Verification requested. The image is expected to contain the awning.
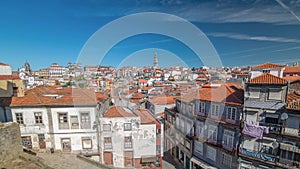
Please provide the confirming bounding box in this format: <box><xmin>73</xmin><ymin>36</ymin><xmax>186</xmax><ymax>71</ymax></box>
<box><xmin>141</xmin><ymin>156</ymin><xmax>157</xmax><ymax>163</ymax></box>
<box><xmin>191</xmin><ymin>157</ymin><xmax>217</xmax><ymax>169</ymax></box>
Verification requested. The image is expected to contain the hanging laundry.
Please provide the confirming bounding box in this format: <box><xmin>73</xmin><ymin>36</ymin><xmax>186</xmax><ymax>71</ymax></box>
<box><xmin>242</xmin><ymin>122</ymin><xmax>264</xmax><ymax>139</ymax></box>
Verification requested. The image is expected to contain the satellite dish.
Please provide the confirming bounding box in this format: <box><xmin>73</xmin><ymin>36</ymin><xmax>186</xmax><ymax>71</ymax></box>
<box><xmin>272</xmin><ymin>141</ymin><xmax>279</xmax><ymax>149</ymax></box>
<box><xmin>281</xmin><ymin>113</ymin><xmax>288</xmax><ymax>120</ymax></box>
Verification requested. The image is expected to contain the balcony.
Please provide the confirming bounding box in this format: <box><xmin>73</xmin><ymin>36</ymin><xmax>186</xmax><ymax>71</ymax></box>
<box><xmin>239</xmin><ymin>148</ymin><xmax>276</xmax><ymax>163</ymax></box>
<box><xmin>283</xmin><ymin>128</ymin><xmax>300</xmax><ymax>137</ymax></box>
<box><xmin>259</xmin><ymin>122</ymin><xmax>282</xmax><ymax>134</ymax></box>
<box><xmin>278</xmin><ymin>157</ymin><xmax>300</xmax><ymax>169</ymax></box>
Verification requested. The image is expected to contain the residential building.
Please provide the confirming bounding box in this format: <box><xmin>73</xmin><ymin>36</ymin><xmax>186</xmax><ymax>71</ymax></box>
<box><xmin>164</xmin><ymin>82</ymin><xmax>244</xmax><ymax>169</ymax></box>
<box><xmin>250</xmin><ymin>62</ymin><xmax>285</xmax><ymax>79</ymax></box>
<box><xmin>10</xmin><ymin>86</ymin><xmax>109</xmax><ymax>152</ymax></box>
<box><xmin>145</xmin><ymin>96</ymin><xmax>176</xmax><ymax>115</ymax></box>
<box><xmin>238</xmin><ymin>73</ymin><xmax>294</xmax><ymax>169</ymax></box>
<box><xmin>99</xmin><ymin>106</ymin><xmax>162</xmax><ymax>168</ymax></box>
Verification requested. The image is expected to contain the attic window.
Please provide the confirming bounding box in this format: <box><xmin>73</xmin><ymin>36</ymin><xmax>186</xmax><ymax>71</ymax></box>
<box><xmin>262</xmin><ymin>69</ymin><xmax>270</xmax><ymax>73</ymax></box>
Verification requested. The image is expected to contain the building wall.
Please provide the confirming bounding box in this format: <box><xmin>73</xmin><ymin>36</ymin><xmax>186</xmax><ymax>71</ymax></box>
<box><xmin>0</xmin><ymin>65</ymin><xmax>12</xmax><ymax>75</ymax></box>
<box><xmin>11</xmin><ymin>107</ymin><xmax>51</xmax><ymax>149</ymax></box>
<box><xmin>0</xmin><ymin>122</ymin><xmax>22</xmax><ymax>163</ymax></box>
<box><xmin>0</xmin><ymin>79</ymin><xmax>24</xmax><ymax>97</ymax></box>
<box><xmin>50</xmin><ymin>106</ymin><xmax>97</xmax><ymax>152</ymax></box>
<box><xmin>100</xmin><ymin>116</ymin><xmax>157</xmax><ymax>168</ymax></box>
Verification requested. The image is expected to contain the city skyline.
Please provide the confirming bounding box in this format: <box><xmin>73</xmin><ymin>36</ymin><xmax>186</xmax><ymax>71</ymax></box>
<box><xmin>1</xmin><ymin>0</ymin><xmax>300</xmax><ymax>70</ymax></box>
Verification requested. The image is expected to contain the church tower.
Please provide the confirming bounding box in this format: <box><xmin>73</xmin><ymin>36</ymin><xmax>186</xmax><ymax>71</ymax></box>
<box><xmin>154</xmin><ymin>52</ymin><xmax>158</xmax><ymax>68</ymax></box>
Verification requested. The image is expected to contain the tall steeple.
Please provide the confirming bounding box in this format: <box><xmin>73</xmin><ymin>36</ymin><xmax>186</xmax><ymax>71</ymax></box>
<box><xmin>154</xmin><ymin>52</ymin><xmax>158</xmax><ymax>68</ymax></box>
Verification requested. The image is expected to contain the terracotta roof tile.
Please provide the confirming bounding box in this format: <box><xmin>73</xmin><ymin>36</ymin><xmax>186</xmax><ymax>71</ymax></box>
<box><xmin>284</xmin><ymin>66</ymin><xmax>300</xmax><ymax>74</ymax></box>
<box><xmin>282</xmin><ymin>76</ymin><xmax>300</xmax><ymax>82</ymax></box>
<box><xmin>104</xmin><ymin>106</ymin><xmax>136</xmax><ymax>118</ymax></box>
<box><xmin>287</xmin><ymin>91</ymin><xmax>300</xmax><ymax>111</ymax></box>
<box><xmin>249</xmin><ymin>73</ymin><xmax>287</xmax><ymax>85</ymax></box>
<box><xmin>149</xmin><ymin>96</ymin><xmax>176</xmax><ymax>105</ymax></box>
<box><xmin>179</xmin><ymin>82</ymin><xmax>244</xmax><ymax>106</ymax></box>
<box><xmin>0</xmin><ymin>62</ymin><xmax>9</xmax><ymax>66</ymax></box>
<box><xmin>134</xmin><ymin>109</ymin><xmax>160</xmax><ymax>125</ymax></box>
<box><xmin>10</xmin><ymin>86</ymin><xmax>107</xmax><ymax>107</ymax></box>
<box><xmin>0</xmin><ymin>75</ymin><xmax>20</xmax><ymax>80</ymax></box>
<box><xmin>252</xmin><ymin>62</ymin><xmax>284</xmax><ymax>69</ymax></box>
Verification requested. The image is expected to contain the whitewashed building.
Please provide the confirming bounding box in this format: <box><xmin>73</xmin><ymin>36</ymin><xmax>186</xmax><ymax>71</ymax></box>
<box><xmin>99</xmin><ymin>106</ymin><xmax>162</xmax><ymax>169</ymax></box>
<box><xmin>10</xmin><ymin>86</ymin><xmax>109</xmax><ymax>152</ymax></box>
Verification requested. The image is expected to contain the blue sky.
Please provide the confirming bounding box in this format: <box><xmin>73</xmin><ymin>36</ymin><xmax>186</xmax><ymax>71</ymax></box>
<box><xmin>0</xmin><ymin>0</ymin><xmax>300</xmax><ymax>70</ymax></box>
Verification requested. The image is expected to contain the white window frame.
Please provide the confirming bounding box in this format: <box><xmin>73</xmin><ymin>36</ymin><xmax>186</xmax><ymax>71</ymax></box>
<box><xmin>221</xmin><ymin>153</ymin><xmax>232</xmax><ymax>168</ymax></box>
<box><xmin>103</xmin><ymin>124</ymin><xmax>111</xmax><ymax>131</ymax></box>
<box><xmin>124</xmin><ymin>123</ymin><xmax>132</xmax><ymax>131</ymax></box>
<box><xmin>248</xmin><ymin>88</ymin><xmax>260</xmax><ymax>98</ymax></box>
<box><xmin>104</xmin><ymin>137</ymin><xmax>112</xmax><ymax>149</ymax></box>
<box><xmin>195</xmin><ymin>121</ymin><xmax>204</xmax><ymax>137</ymax></box>
<box><xmin>199</xmin><ymin>102</ymin><xmax>205</xmax><ymax>114</ymax></box>
<box><xmin>82</xmin><ymin>137</ymin><xmax>92</xmax><ymax>149</ymax></box>
<box><xmin>268</xmin><ymin>88</ymin><xmax>282</xmax><ymax>100</ymax></box>
<box><xmin>34</xmin><ymin>112</ymin><xmax>43</xmax><ymax>124</ymax></box>
<box><xmin>211</xmin><ymin>104</ymin><xmax>220</xmax><ymax>117</ymax></box>
<box><xmin>208</xmin><ymin>125</ymin><xmax>217</xmax><ymax>141</ymax></box>
<box><xmin>206</xmin><ymin>146</ymin><xmax>216</xmax><ymax>161</ymax></box>
<box><xmin>223</xmin><ymin>129</ymin><xmax>234</xmax><ymax>148</ymax></box>
<box><xmin>226</xmin><ymin>107</ymin><xmax>237</xmax><ymax>120</ymax></box>
<box><xmin>16</xmin><ymin>113</ymin><xmax>24</xmax><ymax>124</ymax></box>
<box><xmin>194</xmin><ymin>141</ymin><xmax>203</xmax><ymax>155</ymax></box>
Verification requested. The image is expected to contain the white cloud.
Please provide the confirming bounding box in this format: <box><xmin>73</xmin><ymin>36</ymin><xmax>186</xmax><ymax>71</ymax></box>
<box><xmin>207</xmin><ymin>32</ymin><xmax>300</xmax><ymax>43</ymax></box>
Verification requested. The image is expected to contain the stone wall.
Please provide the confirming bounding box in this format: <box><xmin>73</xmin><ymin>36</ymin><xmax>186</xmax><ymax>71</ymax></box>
<box><xmin>0</xmin><ymin>122</ymin><xmax>22</xmax><ymax>163</ymax></box>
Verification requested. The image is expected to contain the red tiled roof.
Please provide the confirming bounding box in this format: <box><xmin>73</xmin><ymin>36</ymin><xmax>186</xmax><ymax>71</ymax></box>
<box><xmin>180</xmin><ymin>82</ymin><xmax>244</xmax><ymax>106</ymax></box>
<box><xmin>131</xmin><ymin>92</ymin><xmax>144</xmax><ymax>99</ymax></box>
<box><xmin>10</xmin><ymin>86</ymin><xmax>107</xmax><ymax>107</ymax></box>
<box><xmin>138</xmin><ymin>79</ymin><xmax>148</xmax><ymax>83</ymax></box>
<box><xmin>249</xmin><ymin>73</ymin><xmax>287</xmax><ymax>85</ymax></box>
<box><xmin>252</xmin><ymin>62</ymin><xmax>284</xmax><ymax>69</ymax></box>
<box><xmin>141</xmin><ymin>87</ymin><xmax>153</xmax><ymax>91</ymax></box>
<box><xmin>0</xmin><ymin>62</ymin><xmax>9</xmax><ymax>66</ymax></box>
<box><xmin>0</xmin><ymin>75</ymin><xmax>20</xmax><ymax>80</ymax></box>
<box><xmin>104</xmin><ymin>106</ymin><xmax>136</xmax><ymax>118</ymax></box>
<box><xmin>134</xmin><ymin>109</ymin><xmax>160</xmax><ymax>125</ymax></box>
<box><xmin>284</xmin><ymin>66</ymin><xmax>300</xmax><ymax>74</ymax></box>
<box><xmin>287</xmin><ymin>91</ymin><xmax>300</xmax><ymax>111</ymax></box>
<box><xmin>282</xmin><ymin>76</ymin><xmax>300</xmax><ymax>82</ymax></box>
<box><xmin>149</xmin><ymin>96</ymin><xmax>176</xmax><ymax>105</ymax></box>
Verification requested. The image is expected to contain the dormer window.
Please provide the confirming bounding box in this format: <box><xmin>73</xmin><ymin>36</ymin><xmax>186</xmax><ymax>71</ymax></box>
<box><xmin>262</xmin><ymin>69</ymin><xmax>270</xmax><ymax>73</ymax></box>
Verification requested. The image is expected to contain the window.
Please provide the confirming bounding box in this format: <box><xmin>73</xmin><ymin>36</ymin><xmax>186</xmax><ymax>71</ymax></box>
<box><xmin>80</xmin><ymin>112</ymin><xmax>90</xmax><ymax>123</ymax></box>
<box><xmin>16</xmin><ymin>113</ymin><xmax>24</xmax><ymax>124</ymax></box>
<box><xmin>211</xmin><ymin>104</ymin><xmax>220</xmax><ymax>117</ymax></box>
<box><xmin>199</xmin><ymin>102</ymin><xmax>205</xmax><ymax>114</ymax></box>
<box><xmin>194</xmin><ymin>141</ymin><xmax>203</xmax><ymax>156</ymax></box>
<box><xmin>104</xmin><ymin>137</ymin><xmax>112</xmax><ymax>149</ymax></box>
<box><xmin>268</xmin><ymin>88</ymin><xmax>282</xmax><ymax>100</ymax></box>
<box><xmin>13</xmin><ymin>87</ymin><xmax>18</xmax><ymax>96</ymax></box>
<box><xmin>248</xmin><ymin>88</ymin><xmax>260</xmax><ymax>98</ymax></box>
<box><xmin>82</xmin><ymin>137</ymin><xmax>92</xmax><ymax>149</ymax></box>
<box><xmin>262</xmin><ymin>69</ymin><xmax>270</xmax><ymax>73</ymax></box>
<box><xmin>186</xmin><ymin>121</ymin><xmax>192</xmax><ymax>136</ymax></box>
<box><xmin>221</xmin><ymin>153</ymin><xmax>232</xmax><ymax>168</ymax></box>
<box><xmin>59</xmin><ymin>113</ymin><xmax>68</xmax><ymax>123</ymax></box>
<box><xmin>176</xmin><ymin>101</ymin><xmax>181</xmax><ymax>112</ymax></box>
<box><xmin>223</xmin><ymin>130</ymin><xmax>234</xmax><ymax>148</ymax></box>
<box><xmin>58</xmin><ymin>113</ymin><xmax>68</xmax><ymax>129</ymax></box>
<box><xmin>206</xmin><ymin>146</ymin><xmax>216</xmax><ymax>161</ymax></box>
<box><xmin>124</xmin><ymin>123</ymin><xmax>132</xmax><ymax>131</ymax></box>
<box><xmin>195</xmin><ymin>121</ymin><xmax>204</xmax><ymax>137</ymax></box>
<box><xmin>124</xmin><ymin>136</ymin><xmax>132</xmax><ymax>148</ymax></box>
<box><xmin>226</xmin><ymin>107</ymin><xmax>237</xmax><ymax>120</ymax></box>
<box><xmin>34</xmin><ymin>112</ymin><xmax>43</xmax><ymax>124</ymax></box>
<box><xmin>156</xmin><ymin>145</ymin><xmax>161</xmax><ymax>154</ymax></box>
<box><xmin>80</xmin><ymin>112</ymin><xmax>90</xmax><ymax>129</ymax></box>
<box><xmin>208</xmin><ymin>125</ymin><xmax>217</xmax><ymax>141</ymax></box>
<box><xmin>188</xmin><ymin>104</ymin><xmax>194</xmax><ymax>114</ymax></box>
<box><xmin>70</xmin><ymin>116</ymin><xmax>79</xmax><ymax>129</ymax></box>
<box><xmin>103</xmin><ymin>124</ymin><xmax>111</xmax><ymax>131</ymax></box>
